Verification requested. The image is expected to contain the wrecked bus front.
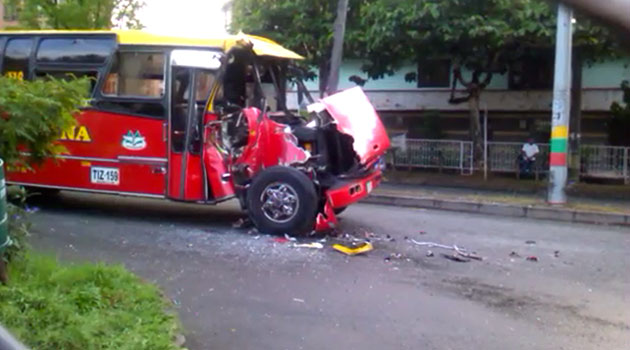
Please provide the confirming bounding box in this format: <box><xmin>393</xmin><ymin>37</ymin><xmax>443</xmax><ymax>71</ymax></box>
<box><xmin>319</xmin><ymin>87</ymin><xmax>391</xmax><ymax>166</ymax></box>
<box><xmin>216</xmin><ymin>56</ymin><xmax>390</xmax><ymax>234</ymax></box>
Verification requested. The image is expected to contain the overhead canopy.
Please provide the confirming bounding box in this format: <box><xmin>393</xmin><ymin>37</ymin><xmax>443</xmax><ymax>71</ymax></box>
<box><xmin>0</xmin><ymin>29</ymin><xmax>304</xmax><ymax>60</ymax></box>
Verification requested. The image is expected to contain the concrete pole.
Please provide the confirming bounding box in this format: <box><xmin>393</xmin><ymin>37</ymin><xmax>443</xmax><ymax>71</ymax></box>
<box><xmin>547</xmin><ymin>3</ymin><xmax>573</xmax><ymax>204</ymax></box>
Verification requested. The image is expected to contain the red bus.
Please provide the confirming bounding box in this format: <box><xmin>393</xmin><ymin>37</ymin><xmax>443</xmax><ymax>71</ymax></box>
<box><xmin>1</xmin><ymin>30</ymin><xmax>390</xmax><ymax>235</ymax></box>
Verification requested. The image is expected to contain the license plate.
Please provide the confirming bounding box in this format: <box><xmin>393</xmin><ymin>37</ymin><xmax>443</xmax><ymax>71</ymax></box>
<box><xmin>366</xmin><ymin>181</ymin><xmax>373</xmax><ymax>193</ymax></box>
<box><xmin>90</xmin><ymin>167</ymin><xmax>120</xmax><ymax>185</ymax></box>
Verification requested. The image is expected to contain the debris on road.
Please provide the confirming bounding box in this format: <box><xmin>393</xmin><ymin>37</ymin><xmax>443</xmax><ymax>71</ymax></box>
<box><xmin>408</xmin><ymin>239</ymin><xmax>482</xmax><ymax>261</ymax></box>
<box><xmin>292</xmin><ymin>298</ymin><xmax>305</xmax><ymax>303</ymax></box>
<box><xmin>384</xmin><ymin>252</ymin><xmax>403</xmax><ymax>263</ymax></box>
<box><xmin>509</xmin><ymin>251</ymin><xmax>521</xmax><ymax>258</ymax></box>
<box><xmin>441</xmin><ymin>253</ymin><xmax>470</xmax><ymax>263</ymax></box>
<box><xmin>232</xmin><ymin>218</ymin><xmax>252</xmax><ymax>229</ymax></box>
<box><xmin>284</xmin><ymin>233</ymin><xmax>297</xmax><ymax>242</ymax></box>
<box><xmin>526</xmin><ymin>256</ymin><xmax>539</xmax><ymax>262</ymax></box>
<box><xmin>419</xmin><ymin>230</ymin><xmax>427</xmax><ymax>235</ymax></box>
<box><xmin>332</xmin><ymin>242</ymin><xmax>373</xmax><ymax>256</ymax></box>
<box><xmin>426</xmin><ymin>250</ymin><xmax>434</xmax><ymax>257</ymax></box>
<box><xmin>554</xmin><ymin>250</ymin><xmax>560</xmax><ymax>258</ymax></box>
<box><xmin>293</xmin><ymin>242</ymin><xmax>324</xmax><ymax>249</ymax></box>
<box><xmin>525</xmin><ymin>240</ymin><xmax>536</xmax><ymax>245</ymax></box>
<box><xmin>272</xmin><ymin>237</ymin><xmax>289</xmax><ymax>244</ymax></box>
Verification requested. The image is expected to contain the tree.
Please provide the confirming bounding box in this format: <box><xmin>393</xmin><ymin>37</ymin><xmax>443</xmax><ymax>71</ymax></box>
<box><xmin>4</xmin><ymin>0</ymin><xmax>145</xmax><ymax>29</ymax></box>
<box><xmin>325</xmin><ymin>0</ymin><xmax>349</xmax><ymax>95</ymax></box>
<box><xmin>230</xmin><ymin>0</ymin><xmax>369</xmax><ymax>96</ymax></box>
<box><xmin>0</xmin><ymin>76</ymin><xmax>91</xmax><ymax>168</ymax></box>
<box><xmin>355</xmin><ymin>0</ymin><xmax>616</xmax><ymax>163</ymax></box>
<box><xmin>609</xmin><ymin>80</ymin><xmax>630</xmax><ymax>147</ymax></box>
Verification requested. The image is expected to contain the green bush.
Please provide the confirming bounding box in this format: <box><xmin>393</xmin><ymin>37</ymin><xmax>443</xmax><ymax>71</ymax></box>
<box><xmin>0</xmin><ymin>75</ymin><xmax>90</xmax><ymax>168</ymax></box>
<box><xmin>5</xmin><ymin>186</ymin><xmax>32</xmax><ymax>263</ymax></box>
<box><xmin>0</xmin><ymin>254</ymin><xmax>184</xmax><ymax>350</ymax></box>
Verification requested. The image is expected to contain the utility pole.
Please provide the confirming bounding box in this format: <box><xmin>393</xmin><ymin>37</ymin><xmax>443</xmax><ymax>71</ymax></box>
<box><xmin>325</xmin><ymin>0</ymin><xmax>349</xmax><ymax>95</ymax></box>
<box><xmin>548</xmin><ymin>3</ymin><xmax>573</xmax><ymax>204</ymax></box>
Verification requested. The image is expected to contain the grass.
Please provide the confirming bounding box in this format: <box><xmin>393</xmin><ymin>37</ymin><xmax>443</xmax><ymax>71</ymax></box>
<box><xmin>0</xmin><ymin>253</ymin><xmax>183</xmax><ymax>350</ymax></box>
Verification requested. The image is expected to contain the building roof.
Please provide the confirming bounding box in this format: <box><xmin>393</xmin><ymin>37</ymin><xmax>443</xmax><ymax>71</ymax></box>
<box><xmin>0</xmin><ymin>29</ymin><xmax>303</xmax><ymax>59</ymax></box>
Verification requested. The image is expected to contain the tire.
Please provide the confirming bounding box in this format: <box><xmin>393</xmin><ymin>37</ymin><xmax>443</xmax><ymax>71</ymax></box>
<box><xmin>333</xmin><ymin>206</ymin><xmax>347</xmax><ymax>215</ymax></box>
<box><xmin>246</xmin><ymin>166</ymin><xmax>318</xmax><ymax>235</ymax></box>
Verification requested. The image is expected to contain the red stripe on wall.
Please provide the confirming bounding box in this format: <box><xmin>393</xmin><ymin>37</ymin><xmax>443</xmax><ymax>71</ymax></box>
<box><xmin>549</xmin><ymin>152</ymin><xmax>567</xmax><ymax>166</ymax></box>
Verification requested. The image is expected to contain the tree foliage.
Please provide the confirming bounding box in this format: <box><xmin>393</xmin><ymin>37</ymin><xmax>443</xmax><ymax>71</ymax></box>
<box><xmin>230</xmin><ymin>0</ymin><xmax>369</xmax><ymax>93</ymax></box>
<box><xmin>0</xmin><ymin>76</ymin><xmax>91</xmax><ymax>168</ymax></box>
<box><xmin>355</xmin><ymin>0</ymin><xmax>616</xmax><ymax>160</ymax></box>
<box><xmin>231</xmin><ymin>0</ymin><xmax>618</xmax><ymax>160</ymax></box>
<box><xmin>4</xmin><ymin>0</ymin><xmax>145</xmax><ymax>29</ymax></box>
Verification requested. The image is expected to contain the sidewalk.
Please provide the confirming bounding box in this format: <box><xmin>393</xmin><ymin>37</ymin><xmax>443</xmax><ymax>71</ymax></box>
<box><xmin>364</xmin><ymin>171</ymin><xmax>630</xmax><ymax>226</ymax></box>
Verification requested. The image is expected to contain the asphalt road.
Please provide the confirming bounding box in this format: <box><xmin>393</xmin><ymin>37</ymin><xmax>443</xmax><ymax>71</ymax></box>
<box><xmin>26</xmin><ymin>192</ymin><xmax>630</xmax><ymax>350</ymax></box>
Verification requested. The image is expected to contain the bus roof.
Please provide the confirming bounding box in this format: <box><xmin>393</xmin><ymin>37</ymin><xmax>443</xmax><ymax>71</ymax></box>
<box><xmin>0</xmin><ymin>29</ymin><xmax>303</xmax><ymax>60</ymax></box>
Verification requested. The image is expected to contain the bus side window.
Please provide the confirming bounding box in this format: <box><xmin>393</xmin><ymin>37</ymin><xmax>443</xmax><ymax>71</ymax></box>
<box><xmin>94</xmin><ymin>51</ymin><xmax>167</xmax><ymax>119</ymax></box>
<box><xmin>102</xmin><ymin>52</ymin><xmax>165</xmax><ymax>98</ymax></box>
<box><xmin>2</xmin><ymin>38</ymin><xmax>32</xmax><ymax>80</ymax></box>
<box><xmin>35</xmin><ymin>70</ymin><xmax>99</xmax><ymax>94</ymax></box>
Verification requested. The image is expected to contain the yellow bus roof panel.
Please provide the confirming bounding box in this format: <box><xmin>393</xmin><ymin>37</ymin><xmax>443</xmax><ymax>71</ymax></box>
<box><xmin>0</xmin><ymin>29</ymin><xmax>303</xmax><ymax>59</ymax></box>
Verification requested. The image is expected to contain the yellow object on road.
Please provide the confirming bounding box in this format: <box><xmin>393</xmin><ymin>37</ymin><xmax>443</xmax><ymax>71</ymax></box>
<box><xmin>332</xmin><ymin>242</ymin><xmax>373</xmax><ymax>256</ymax></box>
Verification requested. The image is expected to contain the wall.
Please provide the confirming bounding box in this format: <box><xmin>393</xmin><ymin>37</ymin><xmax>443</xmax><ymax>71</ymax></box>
<box><xmin>288</xmin><ymin>58</ymin><xmax>630</xmax><ymax>145</ymax></box>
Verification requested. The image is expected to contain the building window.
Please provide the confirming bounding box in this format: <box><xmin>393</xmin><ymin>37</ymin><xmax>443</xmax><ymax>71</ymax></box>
<box><xmin>102</xmin><ymin>51</ymin><xmax>165</xmax><ymax>98</ymax></box>
<box><xmin>509</xmin><ymin>51</ymin><xmax>553</xmax><ymax>90</ymax></box>
<box><xmin>417</xmin><ymin>59</ymin><xmax>451</xmax><ymax>88</ymax></box>
<box><xmin>2</xmin><ymin>38</ymin><xmax>32</xmax><ymax>80</ymax></box>
<box><xmin>36</xmin><ymin>37</ymin><xmax>115</xmax><ymax>65</ymax></box>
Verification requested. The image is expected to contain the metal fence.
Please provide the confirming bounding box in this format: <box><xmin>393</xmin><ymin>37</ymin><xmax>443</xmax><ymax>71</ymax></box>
<box><xmin>389</xmin><ymin>138</ymin><xmax>630</xmax><ymax>184</ymax></box>
<box><xmin>580</xmin><ymin>145</ymin><xmax>629</xmax><ymax>184</ymax></box>
<box><xmin>390</xmin><ymin>139</ymin><xmax>474</xmax><ymax>175</ymax></box>
<box><xmin>488</xmin><ymin>142</ymin><xmax>550</xmax><ymax>174</ymax></box>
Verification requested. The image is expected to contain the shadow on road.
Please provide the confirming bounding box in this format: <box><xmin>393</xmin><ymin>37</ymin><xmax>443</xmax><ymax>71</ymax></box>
<box><xmin>27</xmin><ymin>191</ymin><xmax>245</xmax><ymax>227</ymax></box>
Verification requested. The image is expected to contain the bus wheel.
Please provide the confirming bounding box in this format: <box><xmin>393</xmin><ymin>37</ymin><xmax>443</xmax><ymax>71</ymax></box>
<box><xmin>247</xmin><ymin>166</ymin><xmax>318</xmax><ymax>236</ymax></box>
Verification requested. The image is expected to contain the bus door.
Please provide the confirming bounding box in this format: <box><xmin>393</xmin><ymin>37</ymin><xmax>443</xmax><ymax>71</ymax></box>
<box><xmin>167</xmin><ymin>50</ymin><xmax>221</xmax><ymax>201</ymax></box>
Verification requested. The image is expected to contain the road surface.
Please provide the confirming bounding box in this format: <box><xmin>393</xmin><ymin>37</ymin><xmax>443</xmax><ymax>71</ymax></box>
<box><xmin>27</xmin><ymin>192</ymin><xmax>630</xmax><ymax>350</ymax></box>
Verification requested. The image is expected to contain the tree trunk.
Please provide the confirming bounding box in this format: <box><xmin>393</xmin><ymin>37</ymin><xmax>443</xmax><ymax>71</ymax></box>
<box><xmin>569</xmin><ymin>49</ymin><xmax>583</xmax><ymax>183</ymax></box>
<box><xmin>318</xmin><ymin>62</ymin><xmax>329</xmax><ymax>98</ymax></box>
<box><xmin>468</xmin><ymin>90</ymin><xmax>484</xmax><ymax>167</ymax></box>
<box><xmin>325</xmin><ymin>0</ymin><xmax>349</xmax><ymax>95</ymax></box>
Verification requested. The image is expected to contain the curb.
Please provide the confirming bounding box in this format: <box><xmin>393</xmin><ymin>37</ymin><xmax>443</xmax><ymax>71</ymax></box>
<box><xmin>363</xmin><ymin>193</ymin><xmax>630</xmax><ymax>227</ymax></box>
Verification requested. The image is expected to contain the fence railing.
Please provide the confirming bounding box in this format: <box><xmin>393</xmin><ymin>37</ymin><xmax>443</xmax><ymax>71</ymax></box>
<box><xmin>580</xmin><ymin>145</ymin><xmax>629</xmax><ymax>183</ymax></box>
<box><xmin>488</xmin><ymin>142</ymin><xmax>550</xmax><ymax>173</ymax></box>
<box><xmin>390</xmin><ymin>139</ymin><xmax>474</xmax><ymax>175</ymax></box>
<box><xmin>389</xmin><ymin>138</ymin><xmax>630</xmax><ymax>183</ymax></box>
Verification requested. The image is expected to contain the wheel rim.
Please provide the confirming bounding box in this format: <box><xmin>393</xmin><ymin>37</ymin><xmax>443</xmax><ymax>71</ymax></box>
<box><xmin>260</xmin><ymin>182</ymin><xmax>300</xmax><ymax>224</ymax></box>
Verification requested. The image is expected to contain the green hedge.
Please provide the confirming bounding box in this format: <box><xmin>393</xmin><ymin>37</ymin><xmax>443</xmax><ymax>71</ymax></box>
<box><xmin>0</xmin><ymin>75</ymin><xmax>89</xmax><ymax>168</ymax></box>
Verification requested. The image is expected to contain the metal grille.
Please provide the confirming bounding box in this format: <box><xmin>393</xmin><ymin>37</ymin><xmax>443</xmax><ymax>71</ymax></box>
<box><xmin>580</xmin><ymin>145</ymin><xmax>630</xmax><ymax>183</ymax></box>
<box><xmin>487</xmin><ymin>142</ymin><xmax>550</xmax><ymax>173</ymax></box>
<box><xmin>391</xmin><ymin>139</ymin><xmax>474</xmax><ymax>175</ymax></box>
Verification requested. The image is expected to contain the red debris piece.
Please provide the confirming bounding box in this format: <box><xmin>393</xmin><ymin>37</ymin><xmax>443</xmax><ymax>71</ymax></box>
<box><xmin>526</xmin><ymin>256</ymin><xmax>538</xmax><ymax>262</ymax></box>
<box><xmin>273</xmin><ymin>237</ymin><xmax>289</xmax><ymax>243</ymax></box>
